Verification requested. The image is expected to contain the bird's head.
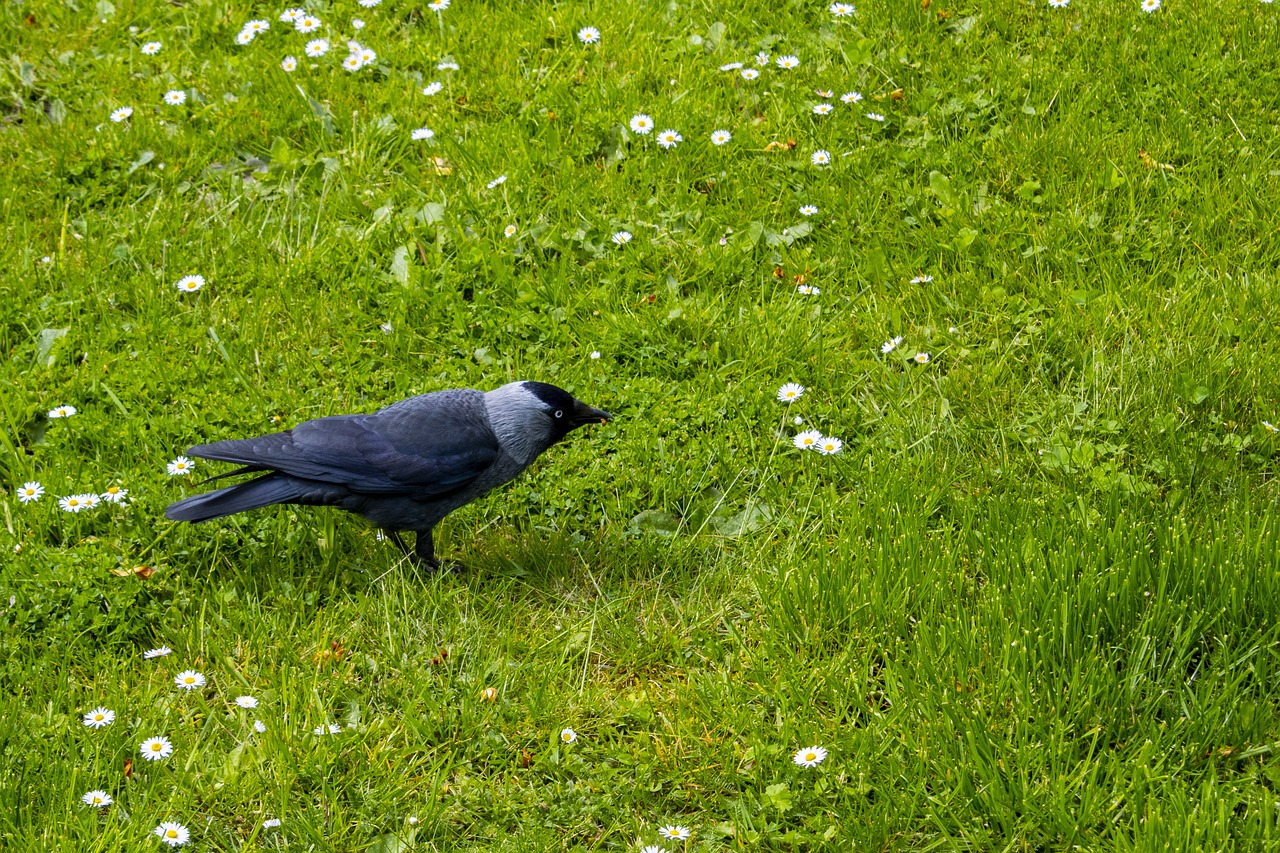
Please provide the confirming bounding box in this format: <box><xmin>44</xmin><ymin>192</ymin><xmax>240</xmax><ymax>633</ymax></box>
<box><xmin>485</xmin><ymin>381</ymin><xmax>612</xmax><ymax>464</ymax></box>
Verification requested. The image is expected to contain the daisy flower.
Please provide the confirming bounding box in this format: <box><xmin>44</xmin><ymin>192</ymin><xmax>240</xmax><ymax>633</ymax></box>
<box><xmin>428</xmin><ymin>0</ymin><xmax>450</xmax><ymax>9</ymax></box>
<box><xmin>174</xmin><ymin>670</ymin><xmax>206</xmax><ymax>690</ymax></box>
<box><xmin>741</xmin><ymin>68</ymin><xmax>760</xmax><ymax>80</ymax></box>
<box><xmin>110</xmin><ymin>106</ymin><xmax>133</xmax><ymax>123</ymax></box>
<box><xmin>280</xmin><ymin>8</ymin><xmax>303</xmax><ymax>22</ymax></box>
<box><xmin>560</xmin><ymin>728</ymin><xmax>577</xmax><ymax>743</ymax></box>
<box><xmin>422</xmin><ymin>80</ymin><xmax>443</xmax><ymax>95</ymax></box>
<box><xmin>793</xmin><ymin>745</ymin><xmax>828</xmax><ymax>767</ymax></box>
<box><xmin>141</xmin><ymin>41</ymin><xmax>161</xmax><ymax>55</ymax></box>
<box><xmin>503</xmin><ymin>224</ymin><xmax>518</xmax><ymax>238</ymax></box>
<box><xmin>914</xmin><ymin>352</ymin><xmax>931</xmax><ymax>364</ymax></box>
<box><xmin>710</xmin><ymin>129</ymin><xmax>731</xmax><ymax>145</ymax></box>
<box><xmin>243</xmin><ymin>19</ymin><xmax>269</xmax><ymax>35</ymax></box>
<box><xmin>358</xmin><ymin>47</ymin><xmax>377</xmax><ymax>64</ymax></box>
<box><xmin>811</xmin><ymin>149</ymin><xmax>832</xmax><ymax>166</ymax></box>
<box><xmin>163</xmin><ymin>89</ymin><xmax>186</xmax><ymax>106</ymax></box>
<box><xmin>816</xmin><ymin>88</ymin><xmax>833</xmax><ymax>97</ymax></box>
<box><xmin>437</xmin><ymin>60</ymin><xmax>460</xmax><ymax>70</ymax></box>
<box><xmin>59</xmin><ymin>495</ymin><xmax>89</xmax><ymax>513</ymax></box>
<box><xmin>612</xmin><ymin>230</ymin><xmax>632</xmax><ymax>244</ymax></box>
<box><xmin>910</xmin><ymin>274</ymin><xmax>934</xmax><ymax>284</ymax></box>
<box><xmin>831</xmin><ymin>2</ymin><xmax>856</xmax><ymax>15</ymax></box>
<box><xmin>17</xmin><ymin>482</ymin><xmax>43</xmax><ymax>502</ymax></box>
<box><xmin>799</xmin><ymin>204</ymin><xmax>818</xmax><ymax>215</ymax></box>
<box><xmin>487</xmin><ymin>175</ymin><xmax>507</xmax><ymax>188</ymax></box>
<box><xmin>777</xmin><ymin>383</ymin><xmax>804</xmax><ymax>403</ymax></box>
<box><xmin>817</xmin><ymin>436</ymin><xmax>843</xmax><ymax>455</ymax></box>
<box><xmin>755</xmin><ymin>51</ymin><xmax>770</xmax><ymax>65</ymax></box>
<box><xmin>305</xmin><ymin>39</ymin><xmax>329</xmax><ymax>57</ymax></box>
<box><xmin>254</xmin><ymin>720</ymin><xmax>267</xmax><ymax>732</ymax></box>
<box><xmin>793</xmin><ymin>430</ymin><xmax>822</xmax><ymax>450</ymax></box>
<box><xmin>629</xmin><ymin>114</ymin><xmax>654</xmax><ymax>134</ymax></box>
<box><xmin>235</xmin><ymin>30</ymin><xmax>255</xmax><ymax>45</ymax></box>
<box><xmin>313</xmin><ymin>723</ymin><xmax>342</xmax><ymax>734</ymax></box>
<box><xmin>866</xmin><ymin>112</ymin><xmax>886</xmax><ymax>122</ymax></box>
<box><xmin>719</xmin><ymin>61</ymin><xmax>744</xmax><ymax>71</ymax></box>
<box><xmin>658</xmin><ymin>826</ymin><xmax>692</xmax><ymax>841</ymax></box>
<box><xmin>153</xmin><ymin>821</ymin><xmax>189</xmax><ymax>847</ymax></box>
<box><xmin>295</xmin><ymin>15</ymin><xmax>321</xmax><ymax>33</ymax></box>
<box><xmin>101</xmin><ymin>485</ymin><xmax>128</xmax><ymax>503</ymax></box>
<box><xmin>82</xmin><ymin>790</ymin><xmax>113</xmax><ymax>807</ymax></box>
<box><xmin>1049</xmin><ymin>0</ymin><xmax>1069</xmax><ymax>6</ymax></box>
<box><xmin>656</xmin><ymin>129</ymin><xmax>682</xmax><ymax>149</ymax></box>
<box><xmin>813</xmin><ymin>103</ymin><xmax>834</xmax><ymax>115</ymax></box>
<box><xmin>776</xmin><ymin>55</ymin><xmax>800</xmax><ymax>69</ymax></box>
<box><xmin>1141</xmin><ymin>0</ymin><xmax>1160</xmax><ymax>10</ymax></box>
<box><xmin>342</xmin><ymin>54</ymin><xmax>365</xmax><ymax>71</ymax></box>
<box><xmin>80</xmin><ymin>493</ymin><xmax>101</xmax><ymax>510</ymax></box>
<box><xmin>359</xmin><ymin>0</ymin><xmax>382</xmax><ymax>6</ymax></box>
<box><xmin>411</xmin><ymin>127</ymin><xmax>435</xmax><ymax>140</ymax></box>
<box><xmin>281</xmin><ymin>56</ymin><xmax>297</xmax><ymax>72</ymax></box>
<box><xmin>590</xmin><ymin>351</ymin><xmax>601</xmax><ymax>360</ymax></box>
<box><xmin>881</xmin><ymin>336</ymin><xmax>903</xmax><ymax>353</ymax></box>
<box><xmin>83</xmin><ymin>707</ymin><xmax>115</xmax><ymax>728</ymax></box>
<box><xmin>144</xmin><ymin>646</ymin><xmax>173</xmax><ymax>659</ymax></box>
<box><xmin>140</xmin><ymin>736</ymin><xmax>174</xmax><ymax>761</ymax></box>
<box><xmin>797</xmin><ymin>284</ymin><xmax>813</xmax><ymax>294</ymax></box>
<box><xmin>48</xmin><ymin>405</ymin><xmax>77</xmax><ymax>418</ymax></box>
<box><xmin>352</xmin><ymin>19</ymin><xmax>366</xmax><ymax>30</ymax></box>
<box><xmin>841</xmin><ymin>91</ymin><xmax>863</xmax><ymax>103</ymax></box>
<box><xmin>577</xmin><ymin>26</ymin><xmax>601</xmax><ymax>44</ymax></box>
<box><xmin>263</xmin><ymin>818</ymin><xmax>282</xmax><ymax>828</ymax></box>
<box><xmin>235</xmin><ymin>696</ymin><xmax>258</xmax><ymax>709</ymax></box>
<box><xmin>641</xmin><ymin>848</ymin><xmax>666</xmax><ymax>853</ymax></box>
<box><xmin>175</xmin><ymin>274</ymin><xmax>204</xmax><ymax>292</ymax></box>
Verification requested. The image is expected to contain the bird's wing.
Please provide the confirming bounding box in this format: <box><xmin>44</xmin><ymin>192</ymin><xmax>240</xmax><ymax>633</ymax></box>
<box><xmin>187</xmin><ymin>390</ymin><xmax>501</xmax><ymax>498</ymax></box>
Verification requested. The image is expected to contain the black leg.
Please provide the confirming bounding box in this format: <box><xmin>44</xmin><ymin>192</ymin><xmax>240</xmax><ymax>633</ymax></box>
<box><xmin>413</xmin><ymin>529</ymin><xmax>441</xmax><ymax>571</ymax></box>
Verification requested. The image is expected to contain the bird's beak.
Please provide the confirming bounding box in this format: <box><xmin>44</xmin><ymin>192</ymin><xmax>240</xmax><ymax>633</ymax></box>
<box><xmin>572</xmin><ymin>400</ymin><xmax>613</xmax><ymax>426</ymax></box>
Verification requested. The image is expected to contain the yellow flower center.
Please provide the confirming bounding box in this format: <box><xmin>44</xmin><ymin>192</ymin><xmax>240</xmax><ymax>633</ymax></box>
<box><xmin>166</xmin><ymin>829</ymin><xmax>178</xmax><ymax>838</ymax></box>
<box><xmin>806</xmin><ymin>752</ymin><xmax>817</xmax><ymax>761</ymax></box>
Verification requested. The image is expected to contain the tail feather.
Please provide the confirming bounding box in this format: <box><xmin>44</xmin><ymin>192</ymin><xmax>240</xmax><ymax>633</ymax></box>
<box><xmin>165</xmin><ymin>473</ymin><xmax>304</xmax><ymax>523</ymax></box>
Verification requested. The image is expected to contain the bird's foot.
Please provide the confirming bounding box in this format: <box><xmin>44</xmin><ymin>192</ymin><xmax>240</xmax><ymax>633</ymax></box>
<box><xmin>414</xmin><ymin>555</ymin><xmax>466</xmax><ymax>575</ymax></box>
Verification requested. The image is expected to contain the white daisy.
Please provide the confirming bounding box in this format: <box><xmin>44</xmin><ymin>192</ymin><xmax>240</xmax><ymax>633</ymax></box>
<box><xmin>359</xmin><ymin>47</ymin><xmax>377</xmax><ymax>64</ymax></box>
<box><xmin>866</xmin><ymin>112</ymin><xmax>886</xmax><ymax>122</ymax></box>
<box><xmin>612</xmin><ymin>230</ymin><xmax>632</xmax><ymax>244</ymax></box>
<box><xmin>910</xmin><ymin>274</ymin><xmax>934</xmax><ymax>284</ymax></box>
<box><xmin>235</xmin><ymin>29</ymin><xmax>255</xmax><ymax>45</ymax></box>
<box><xmin>16</xmin><ymin>482</ymin><xmax>43</xmax><ymax>503</ymax></box>
<box><xmin>881</xmin><ymin>336</ymin><xmax>903</xmax><ymax>354</ymax></box>
<box><xmin>235</xmin><ymin>696</ymin><xmax>259</xmax><ymax>709</ymax></box>
<box><xmin>280</xmin><ymin>9</ymin><xmax>303</xmax><ymax>22</ymax></box>
<box><xmin>560</xmin><ymin>727</ymin><xmax>578</xmax><ymax>743</ymax></box>
<box><xmin>140</xmin><ymin>736</ymin><xmax>174</xmax><ymax>761</ymax></box>
<box><xmin>422</xmin><ymin>80</ymin><xmax>443</xmax><ymax>95</ymax></box>
<box><xmin>82</xmin><ymin>789</ymin><xmax>113</xmax><ymax>807</ymax></box>
<box><xmin>799</xmin><ymin>205</ymin><xmax>818</xmax><ymax>215</ymax></box>
<box><xmin>590</xmin><ymin>351</ymin><xmax>601</xmax><ymax>360</ymax></box>
<box><xmin>110</xmin><ymin>106</ymin><xmax>133</xmax><ymax>123</ymax></box>
<box><xmin>629</xmin><ymin>114</ymin><xmax>654</xmax><ymax>134</ymax></box>
<box><xmin>437</xmin><ymin>60</ymin><xmax>459</xmax><ymax>70</ymax></box>
<box><xmin>174</xmin><ymin>670</ymin><xmax>206</xmax><ymax>690</ymax></box>
<box><xmin>254</xmin><ymin>719</ymin><xmax>267</xmax><ymax>732</ymax></box>
<box><xmin>411</xmin><ymin>127</ymin><xmax>435</xmax><ymax>140</ymax></box>
<box><xmin>163</xmin><ymin>89</ymin><xmax>186</xmax><ymax>106</ymax></box>
<box><xmin>831</xmin><ymin>3</ymin><xmax>856</xmax><ymax>15</ymax></box>
<box><xmin>719</xmin><ymin>61</ymin><xmax>744</xmax><ymax>71</ymax></box>
<box><xmin>813</xmin><ymin>103</ymin><xmax>833</xmax><ymax>115</ymax></box>
<box><xmin>641</xmin><ymin>848</ymin><xmax>666</xmax><ymax>853</ymax></box>
<box><xmin>577</xmin><ymin>26</ymin><xmax>601</xmax><ymax>44</ymax></box>
<box><xmin>313</xmin><ymin>723</ymin><xmax>342</xmax><ymax>734</ymax></box>
<box><xmin>167</xmin><ymin>456</ymin><xmax>195</xmax><ymax>476</ymax></box>
<box><xmin>263</xmin><ymin>818</ymin><xmax>282</xmax><ymax>828</ymax></box>
<box><xmin>295</xmin><ymin>15</ymin><xmax>321</xmax><ymax>33</ymax></box>
<box><xmin>48</xmin><ymin>405</ymin><xmax>77</xmax><ymax>418</ymax></box>
<box><xmin>1141</xmin><ymin>0</ymin><xmax>1160</xmax><ymax>10</ymax></box>
<box><xmin>797</xmin><ymin>284</ymin><xmax>812</xmax><ymax>294</ymax></box>
<box><xmin>503</xmin><ymin>224</ymin><xmax>517</xmax><ymax>238</ymax></box>
<box><xmin>914</xmin><ymin>352</ymin><xmax>931</xmax><ymax>364</ymax></box>
<box><xmin>816</xmin><ymin>89</ymin><xmax>833</xmax><ymax>97</ymax></box>
<box><xmin>658</xmin><ymin>826</ymin><xmax>692</xmax><ymax>841</ymax></box>
<box><xmin>342</xmin><ymin>54</ymin><xmax>365</xmax><ymax>71</ymax></box>
<box><xmin>101</xmin><ymin>485</ymin><xmax>128</xmax><ymax>503</ymax></box>
<box><xmin>83</xmin><ymin>707</ymin><xmax>115</xmax><ymax>728</ymax></box>
<box><xmin>153</xmin><ymin>821</ymin><xmax>189</xmax><ymax>846</ymax></box>
<box><xmin>741</xmin><ymin>68</ymin><xmax>760</xmax><ymax>80</ymax></box>
<box><xmin>777</xmin><ymin>383</ymin><xmax>804</xmax><ymax>403</ymax></box>
<box><xmin>58</xmin><ymin>495</ymin><xmax>88</xmax><ymax>513</ymax></box>
<box><xmin>656</xmin><ymin>129</ymin><xmax>682</xmax><ymax>149</ymax></box>
<box><xmin>244</xmin><ymin>19</ymin><xmax>269</xmax><ymax>34</ymax></box>
<box><xmin>141</xmin><ymin>41</ymin><xmax>161</xmax><ymax>55</ymax></box>
<box><xmin>175</xmin><ymin>274</ymin><xmax>204</xmax><ymax>292</ymax></box>
<box><xmin>428</xmin><ymin>0</ymin><xmax>450</xmax><ymax>9</ymax></box>
<box><xmin>144</xmin><ymin>646</ymin><xmax>172</xmax><ymax>659</ymax></box>
<box><xmin>359</xmin><ymin>0</ymin><xmax>382</xmax><ymax>6</ymax></box>
<box><xmin>817</xmin><ymin>436</ymin><xmax>843</xmax><ymax>455</ymax></box>
<box><xmin>710</xmin><ymin>129</ymin><xmax>731</xmax><ymax>145</ymax></box>
<box><xmin>1049</xmin><ymin>0</ymin><xmax>1069</xmax><ymax>6</ymax></box>
<box><xmin>281</xmin><ymin>56</ymin><xmax>297</xmax><ymax>72</ymax></box>
<box><xmin>793</xmin><ymin>430</ymin><xmax>822</xmax><ymax>450</ymax></box>
<box><xmin>79</xmin><ymin>493</ymin><xmax>101</xmax><ymax>510</ymax></box>
<box><xmin>755</xmin><ymin>51</ymin><xmax>770</xmax><ymax>65</ymax></box>
<box><xmin>487</xmin><ymin>175</ymin><xmax>507</xmax><ymax>188</ymax></box>
<box><xmin>352</xmin><ymin>18</ymin><xmax>366</xmax><ymax>30</ymax></box>
<box><xmin>811</xmin><ymin>149</ymin><xmax>832</xmax><ymax>166</ymax></box>
<box><xmin>776</xmin><ymin>55</ymin><xmax>800</xmax><ymax>69</ymax></box>
<box><xmin>841</xmin><ymin>91</ymin><xmax>863</xmax><ymax>103</ymax></box>
<box><xmin>305</xmin><ymin>39</ymin><xmax>329</xmax><ymax>57</ymax></box>
<box><xmin>793</xmin><ymin>745</ymin><xmax>828</xmax><ymax>767</ymax></box>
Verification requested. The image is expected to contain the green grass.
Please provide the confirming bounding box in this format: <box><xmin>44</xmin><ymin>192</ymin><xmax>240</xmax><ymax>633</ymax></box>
<box><xmin>3</xmin><ymin>0</ymin><xmax>1280</xmax><ymax>849</ymax></box>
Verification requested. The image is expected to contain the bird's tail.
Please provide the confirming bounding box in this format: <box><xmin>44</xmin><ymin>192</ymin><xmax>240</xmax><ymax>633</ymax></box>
<box><xmin>165</xmin><ymin>473</ymin><xmax>303</xmax><ymax>522</ymax></box>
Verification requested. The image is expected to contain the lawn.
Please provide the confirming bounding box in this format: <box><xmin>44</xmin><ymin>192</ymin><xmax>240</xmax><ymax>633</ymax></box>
<box><xmin>3</xmin><ymin>0</ymin><xmax>1280</xmax><ymax>849</ymax></box>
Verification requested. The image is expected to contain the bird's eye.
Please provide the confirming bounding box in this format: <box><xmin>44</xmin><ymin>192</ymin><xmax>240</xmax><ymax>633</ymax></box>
<box><xmin>554</xmin><ymin>410</ymin><xmax>564</xmax><ymax>418</ymax></box>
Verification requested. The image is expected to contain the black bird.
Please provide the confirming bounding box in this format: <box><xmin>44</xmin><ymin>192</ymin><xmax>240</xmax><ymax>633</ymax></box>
<box><xmin>165</xmin><ymin>381</ymin><xmax>611</xmax><ymax>569</ymax></box>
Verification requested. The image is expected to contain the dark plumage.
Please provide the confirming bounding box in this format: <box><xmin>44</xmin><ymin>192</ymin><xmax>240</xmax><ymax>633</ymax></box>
<box><xmin>165</xmin><ymin>381</ymin><xmax>611</xmax><ymax>569</ymax></box>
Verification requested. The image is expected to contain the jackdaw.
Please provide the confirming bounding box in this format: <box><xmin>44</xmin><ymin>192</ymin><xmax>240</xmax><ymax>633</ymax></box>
<box><xmin>165</xmin><ymin>381</ymin><xmax>611</xmax><ymax>569</ymax></box>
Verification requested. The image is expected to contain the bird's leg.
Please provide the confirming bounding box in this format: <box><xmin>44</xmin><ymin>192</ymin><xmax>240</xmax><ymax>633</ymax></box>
<box><xmin>416</xmin><ymin>529</ymin><xmax>464</xmax><ymax>574</ymax></box>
